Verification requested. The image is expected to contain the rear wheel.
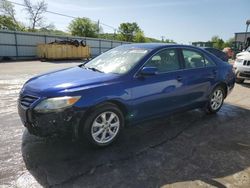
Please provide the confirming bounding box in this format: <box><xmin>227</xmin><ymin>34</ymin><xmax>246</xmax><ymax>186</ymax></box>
<box><xmin>236</xmin><ymin>78</ymin><xmax>244</xmax><ymax>84</ymax></box>
<box><xmin>206</xmin><ymin>86</ymin><xmax>225</xmax><ymax>114</ymax></box>
<box><xmin>82</xmin><ymin>103</ymin><xmax>124</xmax><ymax>147</ymax></box>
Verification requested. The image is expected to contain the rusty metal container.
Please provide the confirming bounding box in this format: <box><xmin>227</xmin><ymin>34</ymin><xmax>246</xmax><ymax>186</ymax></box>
<box><xmin>37</xmin><ymin>44</ymin><xmax>91</xmax><ymax>60</ymax></box>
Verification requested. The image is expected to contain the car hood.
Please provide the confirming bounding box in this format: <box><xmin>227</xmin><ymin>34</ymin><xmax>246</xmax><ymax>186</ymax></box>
<box><xmin>23</xmin><ymin>66</ymin><xmax>119</xmax><ymax>96</ymax></box>
<box><xmin>236</xmin><ymin>51</ymin><xmax>250</xmax><ymax>60</ymax></box>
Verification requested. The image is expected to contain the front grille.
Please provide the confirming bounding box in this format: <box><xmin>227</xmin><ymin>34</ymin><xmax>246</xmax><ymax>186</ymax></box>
<box><xmin>20</xmin><ymin>95</ymin><xmax>39</xmax><ymax>108</ymax></box>
<box><xmin>239</xmin><ymin>72</ymin><xmax>250</xmax><ymax>78</ymax></box>
<box><xmin>243</xmin><ymin>60</ymin><xmax>250</xmax><ymax>66</ymax></box>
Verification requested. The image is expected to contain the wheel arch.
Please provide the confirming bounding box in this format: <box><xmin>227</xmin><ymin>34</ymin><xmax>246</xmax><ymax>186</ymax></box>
<box><xmin>105</xmin><ymin>99</ymin><xmax>129</xmax><ymax>118</ymax></box>
<box><xmin>214</xmin><ymin>82</ymin><xmax>228</xmax><ymax>98</ymax></box>
<box><xmin>77</xmin><ymin>99</ymin><xmax>129</xmax><ymax>138</ymax></box>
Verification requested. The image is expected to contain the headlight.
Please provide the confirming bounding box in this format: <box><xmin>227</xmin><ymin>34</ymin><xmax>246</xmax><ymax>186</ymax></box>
<box><xmin>235</xmin><ymin>58</ymin><xmax>244</xmax><ymax>63</ymax></box>
<box><xmin>34</xmin><ymin>96</ymin><xmax>81</xmax><ymax>113</ymax></box>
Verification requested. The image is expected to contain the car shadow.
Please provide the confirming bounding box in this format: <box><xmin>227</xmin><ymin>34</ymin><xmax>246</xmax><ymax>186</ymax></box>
<box><xmin>21</xmin><ymin>104</ymin><xmax>250</xmax><ymax>187</ymax></box>
<box><xmin>240</xmin><ymin>81</ymin><xmax>250</xmax><ymax>88</ymax></box>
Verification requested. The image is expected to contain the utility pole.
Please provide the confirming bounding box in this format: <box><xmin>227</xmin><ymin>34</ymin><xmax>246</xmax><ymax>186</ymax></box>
<box><xmin>113</xmin><ymin>29</ymin><xmax>117</xmax><ymax>40</ymax></box>
<box><xmin>97</xmin><ymin>19</ymin><xmax>100</xmax><ymax>37</ymax></box>
<box><xmin>161</xmin><ymin>36</ymin><xmax>165</xmax><ymax>42</ymax></box>
<box><xmin>244</xmin><ymin>20</ymin><xmax>250</xmax><ymax>49</ymax></box>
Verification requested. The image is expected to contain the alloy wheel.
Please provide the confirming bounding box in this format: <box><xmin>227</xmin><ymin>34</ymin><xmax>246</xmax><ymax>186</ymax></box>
<box><xmin>91</xmin><ymin>111</ymin><xmax>120</xmax><ymax>144</ymax></box>
<box><xmin>210</xmin><ymin>89</ymin><xmax>223</xmax><ymax>111</ymax></box>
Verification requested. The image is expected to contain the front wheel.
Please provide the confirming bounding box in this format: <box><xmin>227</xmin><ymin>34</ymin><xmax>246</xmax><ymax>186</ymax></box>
<box><xmin>82</xmin><ymin>103</ymin><xmax>124</xmax><ymax>147</ymax></box>
<box><xmin>206</xmin><ymin>86</ymin><xmax>225</xmax><ymax>114</ymax></box>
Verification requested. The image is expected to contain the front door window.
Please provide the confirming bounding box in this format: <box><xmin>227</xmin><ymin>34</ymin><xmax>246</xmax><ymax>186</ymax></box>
<box><xmin>145</xmin><ymin>49</ymin><xmax>180</xmax><ymax>73</ymax></box>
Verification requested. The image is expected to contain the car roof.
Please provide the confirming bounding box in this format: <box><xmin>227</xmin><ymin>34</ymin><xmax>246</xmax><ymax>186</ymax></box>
<box><xmin>119</xmin><ymin>43</ymin><xmax>224</xmax><ymax>64</ymax></box>
<box><xmin>121</xmin><ymin>43</ymin><xmax>202</xmax><ymax>50</ymax></box>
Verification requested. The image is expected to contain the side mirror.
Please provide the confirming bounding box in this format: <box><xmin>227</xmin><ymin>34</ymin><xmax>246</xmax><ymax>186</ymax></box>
<box><xmin>140</xmin><ymin>67</ymin><xmax>158</xmax><ymax>76</ymax></box>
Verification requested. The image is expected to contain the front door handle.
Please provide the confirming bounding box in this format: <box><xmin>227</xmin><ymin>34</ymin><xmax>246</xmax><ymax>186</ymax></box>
<box><xmin>213</xmin><ymin>69</ymin><xmax>218</xmax><ymax>75</ymax></box>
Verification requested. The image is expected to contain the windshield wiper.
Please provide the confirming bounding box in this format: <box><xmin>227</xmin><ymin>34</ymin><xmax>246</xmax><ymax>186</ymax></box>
<box><xmin>80</xmin><ymin>64</ymin><xmax>87</xmax><ymax>68</ymax></box>
<box><xmin>80</xmin><ymin>64</ymin><xmax>103</xmax><ymax>73</ymax></box>
<box><xmin>86</xmin><ymin>67</ymin><xmax>103</xmax><ymax>73</ymax></box>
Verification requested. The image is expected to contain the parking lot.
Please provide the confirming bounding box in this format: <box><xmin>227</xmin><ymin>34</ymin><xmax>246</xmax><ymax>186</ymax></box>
<box><xmin>0</xmin><ymin>61</ymin><xmax>250</xmax><ymax>188</ymax></box>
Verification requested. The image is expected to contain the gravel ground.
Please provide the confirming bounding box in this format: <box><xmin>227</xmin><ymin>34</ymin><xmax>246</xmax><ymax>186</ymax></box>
<box><xmin>0</xmin><ymin>61</ymin><xmax>249</xmax><ymax>188</ymax></box>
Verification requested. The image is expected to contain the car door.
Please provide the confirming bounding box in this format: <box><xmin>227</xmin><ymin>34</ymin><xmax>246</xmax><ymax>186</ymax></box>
<box><xmin>178</xmin><ymin>48</ymin><xmax>218</xmax><ymax>107</ymax></box>
<box><xmin>129</xmin><ymin>48</ymin><xmax>186</xmax><ymax>121</ymax></box>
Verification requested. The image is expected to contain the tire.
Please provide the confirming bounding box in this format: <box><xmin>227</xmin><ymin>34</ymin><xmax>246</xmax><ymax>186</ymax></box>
<box><xmin>80</xmin><ymin>40</ymin><xmax>86</xmax><ymax>47</ymax></box>
<box><xmin>235</xmin><ymin>78</ymin><xmax>244</xmax><ymax>84</ymax></box>
<box><xmin>82</xmin><ymin>103</ymin><xmax>124</xmax><ymax>147</ymax></box>
<box><xmin>206</xmin><ymin>86</ymin><xmax>225</xmax><ymax>114</ymax></box>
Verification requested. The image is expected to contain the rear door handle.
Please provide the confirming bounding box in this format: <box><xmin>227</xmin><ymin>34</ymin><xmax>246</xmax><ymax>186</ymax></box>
<box><xmin>177</xmin><ymin>76</ymin><xmax>182</xmax><ymax>82</ymax></box>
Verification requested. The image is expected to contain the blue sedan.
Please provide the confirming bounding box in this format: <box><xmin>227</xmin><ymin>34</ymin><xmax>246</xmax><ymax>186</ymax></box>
<box><xmin>18</xmin><ymin>44</ymin><xmax>235</xmax><ymax>147</ymax></box>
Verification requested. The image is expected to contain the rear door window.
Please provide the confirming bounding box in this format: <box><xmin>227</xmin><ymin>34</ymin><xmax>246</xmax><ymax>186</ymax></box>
<box><xmin>182</xmin><ymin>49</ymin><xmax>215</xmax><ymax>69</ymax></box>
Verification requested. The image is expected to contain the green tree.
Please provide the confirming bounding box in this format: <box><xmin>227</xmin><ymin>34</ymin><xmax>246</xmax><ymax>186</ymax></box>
<box><xmin>99</xmin><ymin>33</ymin><xmax>119</xmax><ymax>40</ymax></box>
<box><xmin>211</xmin><ymin>35</ymin><xmax>225</xmax><ymax>50</ymax></box>
<box><xmin>68</xmin><ymin>17</ymin><xmax>99</xmax><ymax>38</ymax></box>
<box><xmin>0</xmin><ymin>0</ymin><xmax>18</xmax><ymax>24</ymax></box>
<box><xmin>145</xmin><ymin>37</ymin><xmax>161</xmax><ymax>43</ymax></box>
<box><xmin>118</xmin><ymin>22</ymin><xmax>142</xmax><ymax>42</ymax></box>
<box><xmin>0</xmin><ymin>15</ymin><xmax>23</xmax><ymax>30</ymax></box>
<box><xmin>134</xmin><ymin>31</ymin><xmax>146</xmax><ymax>42</ymax></box>
<box><xmin>165</xmin><ymin>38</ymin><xmax>176</xmax><ymax>43</ymax></box>
<box><xmin>38</xmin><ymin>26</ymin><xmax>69</xmax><ymax>36</ymax></box>
<box><xmin>224</xmin><ymin>37</ymin><xmax>234</xmax><ymax>48</ymax></box>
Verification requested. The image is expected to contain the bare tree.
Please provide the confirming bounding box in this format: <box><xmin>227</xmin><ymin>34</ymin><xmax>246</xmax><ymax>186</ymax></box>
<box><xmin>23</xmin><ymin>0</ymin><xmax>47</xmax><ymax>30</ymax></box>
<box><xmin>0</xmin><ymin>0</ymin><xmax>18</xmax><ymax>24</ymax></box>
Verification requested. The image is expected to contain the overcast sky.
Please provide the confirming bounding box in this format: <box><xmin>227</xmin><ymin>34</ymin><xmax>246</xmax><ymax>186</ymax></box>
<box><xmin>12</xmin><ymin>0</ymin><xmax>250</xmax><ymax>44</ymax></box>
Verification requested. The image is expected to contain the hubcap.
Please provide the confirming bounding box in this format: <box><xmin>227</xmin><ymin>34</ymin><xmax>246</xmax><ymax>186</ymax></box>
<box><xmin>210</xmin><ymin>89</ymin><xmax>223</xmax><ymax>110</ymax></box>
<box><xmin>91</xmin><ymin>111</ymin><xmax>120</xmax><ymax>144</ymax></box>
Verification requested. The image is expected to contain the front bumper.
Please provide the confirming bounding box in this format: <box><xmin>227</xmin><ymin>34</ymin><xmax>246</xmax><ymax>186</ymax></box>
<box><xmin>18</xmin><ymin>104</ymin><xmax>85</xmax><ymax>138</ymax></box>
<box><xmin>235</xmin><ymin>66</ymin><xmax>250</xmax><ymax>80</ymax></box>
<box><xmin>236</xmin><ymin>71</ymin><xmax>250</xmax><ymax>80</ymax></box>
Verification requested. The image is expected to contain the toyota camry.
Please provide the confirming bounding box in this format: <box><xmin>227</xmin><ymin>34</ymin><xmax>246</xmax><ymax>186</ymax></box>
<box><xmin>18</xmin><ymin>44</ymin><xmax>235</xmax><ymax>147</ymax></box>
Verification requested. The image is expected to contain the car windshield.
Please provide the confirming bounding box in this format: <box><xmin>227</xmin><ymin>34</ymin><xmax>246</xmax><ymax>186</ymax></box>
<box><xmin>246</xmin><ymin>46</ymin><xmax>250</xmax><ymax>52</ymax></box>
<box><xmin>84</xmin><ymin>46</ymin><xmax>150</xmax><ymax>74</ymax></box>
